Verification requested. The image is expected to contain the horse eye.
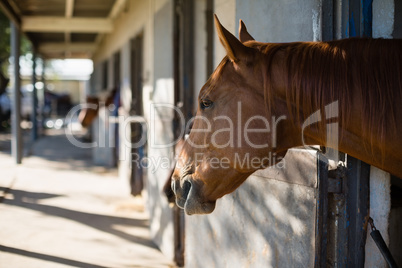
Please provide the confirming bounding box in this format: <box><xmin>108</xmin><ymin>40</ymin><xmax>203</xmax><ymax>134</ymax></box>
<box><xmin>200</xmin><ymin>99</ymin><xmax>213</xmax><ymax>109</ymax></box>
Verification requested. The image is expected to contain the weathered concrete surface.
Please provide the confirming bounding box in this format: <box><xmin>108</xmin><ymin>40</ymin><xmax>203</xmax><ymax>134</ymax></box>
<box><xmin>185</xmin><ymin>150</ymin><xmax>318</xmax><ymax>268</ymax></box>
<box><xmin>0</xmin><ymin>129</ymin><xmax>175</xmax><ymax>268</ymax></box>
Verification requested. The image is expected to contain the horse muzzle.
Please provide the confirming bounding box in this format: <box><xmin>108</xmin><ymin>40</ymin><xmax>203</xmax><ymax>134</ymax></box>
<box><xmin>171</xmin><ymin>174</ymin><xmax>216</xmax><ymax>215</ymax></box>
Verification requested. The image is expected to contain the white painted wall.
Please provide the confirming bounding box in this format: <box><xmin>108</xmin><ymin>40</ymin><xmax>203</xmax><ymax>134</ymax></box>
<box><xmin>365</xmin><ymin>167</ymin><xmax>391</xmax><ymax>268</ymax></box>
<box><xmin>214</xmin><ymin>0</ymin><xmax>236</xmax><ymax>67</ymax></box>
<box><xmin>193</xmin><ymin>0</ymin><xmax>208</xmax><ymax>106</ymax></box>
<box><xmin>117</xmin><ymin>42</ymin><xmax>132</xmax><ymax>191</ymax></box>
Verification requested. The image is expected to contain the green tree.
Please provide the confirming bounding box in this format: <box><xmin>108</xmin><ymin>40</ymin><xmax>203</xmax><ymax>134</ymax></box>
<box><xmin>0</xmin><ymin>9</ymin><xmax>31</xmax><ymax>95</ymax></box>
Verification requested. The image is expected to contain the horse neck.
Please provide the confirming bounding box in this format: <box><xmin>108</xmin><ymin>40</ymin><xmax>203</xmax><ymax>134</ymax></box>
<box><xmin>270</xmin><ymin>93</ymin><xmax>402</xmax><ymax>177</ymax></box>
<box><xmin>264</xmin><ymin>40</ymin><xmax>402</xmax><ymax>177</ymax></box>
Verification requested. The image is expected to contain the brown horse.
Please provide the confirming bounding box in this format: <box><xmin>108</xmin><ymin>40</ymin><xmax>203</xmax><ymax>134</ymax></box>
<box><xmin>171</xmin><ymin>15</ymin><xmax>402</xmax><ymax>215</ymax></box>
<box><xmin>78</xmin><ymin>88</ymin><xmax>117</xmax><ymax>128</ymax></box>
<box><xmin>78</xmin><ymin>96</ymin><xmax>100</xmax><ymax>127</ymax></box>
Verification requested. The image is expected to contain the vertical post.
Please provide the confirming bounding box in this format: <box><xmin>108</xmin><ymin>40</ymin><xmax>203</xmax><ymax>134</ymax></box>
<box><xmin>349</xmin><ymin>0</ymin><xmax>361</xmax><ymax>37</ymax></box>
<box><xmin>321</xmin><ymin>0</ymin><xmax>334</xmax><ymax>41</ymax></box>
<box><xmin>31</xmin><ymin>52</ymin><xmax>38</xmax><ymax>141</ymax></box>
<box><xmin>346</xmin><ymin>156</ymin><xmax>370</xmax><ymax>267</ymax></box>
<box><xmin>362</xmin><ymin>0</ymin><xmax>373</xmax><ymax>37</ymax></box>
<box><xmin>315</xmin><ymin>153</ymin><xmax>329</xmax><ymax>267</ymax></box>
<box><xmin>206</xmin><ymin>0</ymin><xmax>214</xmax><ymax>76</ymax></box>
<box><xmin>181</xmin><ymin>0</ymin><xmax>194</xmax><ymax>122</ymax></box>
<box><xmin>11</xmin><ymin>22</ymin><xmax>22</xmax><ymax>164</ymax></box>
<box><xmin>41</xmin><ymin>59</ymin><xmax>46</xmax><ymax>126</ymax></box>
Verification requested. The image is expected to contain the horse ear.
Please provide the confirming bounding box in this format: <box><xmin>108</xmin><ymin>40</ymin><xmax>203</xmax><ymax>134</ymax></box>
<box><xmin>239</xmin><ymin>19</ymin><xmax>255</xmax><ymax>43</ymax></box>
<box><xmin>214</xmin><ymin>14</ymin><xmax>254</xmax><ymax>63</ymax></box>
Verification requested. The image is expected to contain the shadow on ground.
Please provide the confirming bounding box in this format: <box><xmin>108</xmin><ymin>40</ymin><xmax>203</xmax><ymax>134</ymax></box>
<box><xmin>1</xmin><ymin>187</ymin><xmax>156</xmax><ymax>248</ymax></box>
<box><xmin>0</xmin><ymin>245</ymin><xmax>110</xmax><ymax>268</ymax></box>
<box><xmin>0</xmin><ymin>128</ymin><xmax>114</xmax><ymax>173</ymax></box>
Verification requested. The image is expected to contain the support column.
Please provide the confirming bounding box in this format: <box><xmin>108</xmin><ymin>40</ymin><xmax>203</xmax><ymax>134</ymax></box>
<box><xmin>11</xmin><ymin>22</ymin><xmax>22</xmax><ymax>164</ymax></box>
<box><xmin>31</xmin><ymin>52</ymin><xmax>38</xmax><ymax>141</ymax></box>
<box><xmin>41</xmin><ymin>59</ymin><xmax>46</xmax><ymax>127</ymax></box>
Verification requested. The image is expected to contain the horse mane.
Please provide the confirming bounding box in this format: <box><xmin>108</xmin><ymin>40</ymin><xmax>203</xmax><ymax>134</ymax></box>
<box><xmin>252</xmin><ymin>38</ymin><xmax>402</xmax><ymax>153</ymax></box>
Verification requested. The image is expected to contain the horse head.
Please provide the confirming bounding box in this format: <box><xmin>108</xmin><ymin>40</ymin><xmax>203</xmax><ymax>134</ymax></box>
<box><xmin>171</xmin><ymin>16</ymin><xmax>290</xmax><ymax>215</ymax></box>
<box><xmin>172</xmin><ymin>15</ymin><xmax>402</xmax><ymax>215</ymax></box>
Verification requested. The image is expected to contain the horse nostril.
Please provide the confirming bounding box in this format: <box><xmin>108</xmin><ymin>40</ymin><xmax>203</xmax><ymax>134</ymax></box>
<box><xmin>171</xmin><ymin>179</ymin><xmax>177</xmax><ymax>195</ymax></box>
<box><xmin>175</xmin><ymin>179</ymin><xmax>192</xmax><ymax>209</ymax></box>
<box><xmin>182</xmin><ymin>180</ymin><xmax>191</xmax><ymax>201</ymax></box>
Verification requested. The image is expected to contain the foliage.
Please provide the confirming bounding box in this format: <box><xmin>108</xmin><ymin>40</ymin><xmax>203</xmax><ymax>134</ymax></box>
<box><xmin>0</xmin><ymin>11</ymin><xmax>11</xmax><ymax>64</ymax></box>
<box><xmin>0</xmin><ymin>10</ymin><xmax>31</xmax><ymax>60</ymax></box>
<box><xmin>0</xmin><ymin>8</ymin><xmax>32</xmax><ymax>93</ymax></box>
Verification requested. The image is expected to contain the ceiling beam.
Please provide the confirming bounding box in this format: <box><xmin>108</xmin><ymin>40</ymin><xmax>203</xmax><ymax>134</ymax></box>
<box><xmin>109</xmin><ymin>0</ymin><xmax>127</xmax><ymax>20</ymax></box>
<box><xmin>40</xmin><ymin>52</ymin><xmax>92</xmax><ymax>59</ymax></box>
<box><xmin>38</xmin><ymin>42</ymin><xmax>97</xmax><ymax>53</ymax></box>
<box><xmin>22</xmin><ymin>16</ymin><xmax>113</xmax><ymax>33</ymax></box>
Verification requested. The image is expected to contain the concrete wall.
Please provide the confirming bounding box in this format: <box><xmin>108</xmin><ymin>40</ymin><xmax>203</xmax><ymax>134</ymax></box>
<box><xmin>147</xmin><ymin>0</ymin><xmax>175</xmax><ymax>260</ymax></box>
<box><xmin>373</xmin><ymin>0</ymin><xmax>394</xmax><ymax>38</ymax></box>
<box><xmin>90</xmin><ymin>0</ymin><xmax>176</xmax><ymax>260</ymax></box>
<box><xmin>236</xmin><ymin>0</ymin><xmax>322</xmax><ymax>42</ymax></box>
<box><xmin>185</xmin><ymin>150</ymin><xmax>318</xmax><ymax>267</ymax></box>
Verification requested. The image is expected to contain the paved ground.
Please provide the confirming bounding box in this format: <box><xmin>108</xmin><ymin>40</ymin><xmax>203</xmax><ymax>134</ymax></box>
<box><xmin>0</xmin><ymin>128</ymin><xmax>175</xmax><ymax>268</ymax></box>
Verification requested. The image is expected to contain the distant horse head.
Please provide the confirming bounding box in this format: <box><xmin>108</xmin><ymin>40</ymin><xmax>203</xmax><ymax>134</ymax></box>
<box><xmin>78</xmin><ymin>88</ymin><xmax>118</xmax><ymax>128</ymax></box>
<box><xmin>172</xmin><ymin>15</ymin><xmax>402</xmax><ymax>215</ymax></box>
<box><xmin>78</xmin><ymin>96</ymin><xmax>100</xmax><ymax>128</ymax></box>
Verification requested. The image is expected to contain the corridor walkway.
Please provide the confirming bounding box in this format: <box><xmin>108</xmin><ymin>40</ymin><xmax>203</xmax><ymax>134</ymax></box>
<box><xmin>0</xmin><ymin>128</ymin><xmax>175</xmax><ymax>268</ymax></box>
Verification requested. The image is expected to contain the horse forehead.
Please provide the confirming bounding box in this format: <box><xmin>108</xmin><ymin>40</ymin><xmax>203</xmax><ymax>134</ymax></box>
<box><xmin>199</xmin><ymin>59</ymin><xmax>237</xmax><ymax>97</ymax></box>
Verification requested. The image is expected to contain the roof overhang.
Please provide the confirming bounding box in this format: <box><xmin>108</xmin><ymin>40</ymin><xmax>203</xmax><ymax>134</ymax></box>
<box><xmin>0</xmin><ymin>0</ymin><xmax>127</xmax><ymax>59</ymax></box>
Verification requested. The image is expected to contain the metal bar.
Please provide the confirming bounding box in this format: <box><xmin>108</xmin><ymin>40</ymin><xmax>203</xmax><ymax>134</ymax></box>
<box><xmin>182</xmin><ymin>0</ymin><xmax>195</xmax><ymax>121</ymax></box>
<box><xmin>349</xmin><ymin>0</ymin><xmax>361</xmax><ymax>37</ymax></box>
<box><xmin>41</xmin><ymin>59</ymin><xmax>46</xmax><ymax>130</ymax></box>
<box><xmin>31</xmin><ymin>52</ymin><xmax>38</xmax><ymax>141</ymax></box>
<box><xmin>333</xmin><ymin>0</ymin><xmax>343</xmax><ymax>39</ymax></box>
<box><xmin>346</xmin><ymin>155</ymin><xmax>370</xmax><ymax>267</ymax></box>
<box><xmin>368</xmin><ymin>217</ymin><xmax>399</xmax><ymax>268</ymax></box>
<box><xmin>362</xmin><ymin>0</ymin><xmax>373</xmax><ymax>37</ymax></box>
<box><xmin>173</xmin><ymin>0</ymin><xmax>182</xmax><ymax>138</ymax></box>
<box><xmin>206</xmin><ymin>0</ymin><xmax>214</xmax><ymax>76</ymax></box>
<box><xmin>370</xmin><ymin>230</ymin><xmax>398</xmax><ymax>268</ymax></box>
<box><xmin>322</xmin><ymin>0</ymin><xmax>334</xmax><ymax>41</ymax></box>
<box><xmin>340</xmin><ymin>0</ymin><xmax>350</xmax><ymax>38</ymax></box>
<box><xmin>315</xmin><ymin>153</ymin><xmax>329</xmax><ymax>267</ymax></box>
<box><xmin>11</xmin><ymin>22</ymin><xmax>22</xmax><ymax>164</ymax></box>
